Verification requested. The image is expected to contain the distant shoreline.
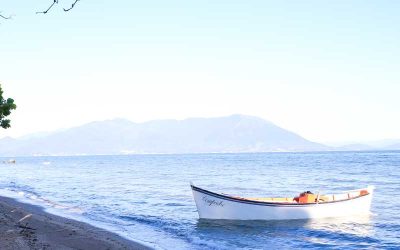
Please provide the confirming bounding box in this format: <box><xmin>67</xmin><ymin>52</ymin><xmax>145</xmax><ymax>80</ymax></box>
<box><xmin>0</xmin><ymin>196</ymin><xmax>152</xmax><ymax>250</ymax></box>
<box><xmin>1</xmin><ymin>149</ymin><xmax>400</xmax><ymax>158</ymax></box>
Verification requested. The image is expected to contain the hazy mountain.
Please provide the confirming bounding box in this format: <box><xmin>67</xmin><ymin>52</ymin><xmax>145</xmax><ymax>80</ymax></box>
<box><xmin>384</xmin><ymin>143</ymin><xmax>400</xmax><ymax>150</ymax></box>
<box><xmin>367</xmin><ymin>139</ymin><xmax>400</xmax><ymax>148</ymax></box>
<box><xmin>0</xmin><ymin>115</ymin><xmax>329</xmax><ymax>156</ymax></box>
<box><xmin>335</xmin><ymin>144</ymin><xmax>375</xmax><ymax>151</ymax></box>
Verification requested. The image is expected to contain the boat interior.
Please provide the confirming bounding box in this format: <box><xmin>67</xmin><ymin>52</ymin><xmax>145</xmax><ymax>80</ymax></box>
<box><xmin>242</xmin><ymin>189</ymin><xmax>370</xmax><ymax>204</ymax></box>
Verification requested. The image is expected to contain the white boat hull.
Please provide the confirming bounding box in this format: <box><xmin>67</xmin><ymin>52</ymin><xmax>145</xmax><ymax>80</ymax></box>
<box><xmin>191</xmin><ymin>185</ymin><xmax>374</xmax><ymax>220</ymax></box>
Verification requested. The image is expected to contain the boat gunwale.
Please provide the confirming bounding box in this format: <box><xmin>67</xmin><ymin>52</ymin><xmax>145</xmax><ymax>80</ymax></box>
<box><xmin>191</xmin><ymin>185</ymin><xmax>371</xmax><ymax>207</ymax></box>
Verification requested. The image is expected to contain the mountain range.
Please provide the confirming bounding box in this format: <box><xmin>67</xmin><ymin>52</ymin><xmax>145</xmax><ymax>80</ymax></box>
<box><xmin>0</xmin><ymin>115</ymin><xmax>398</xmax><ymax>156</ymax></box>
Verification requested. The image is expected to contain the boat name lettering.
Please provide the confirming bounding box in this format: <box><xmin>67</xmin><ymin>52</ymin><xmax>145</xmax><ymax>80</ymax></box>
<box><xmin>202</xmin><ymin>196</ymin><xmax>224</xmax><ymax>207</ymax></box>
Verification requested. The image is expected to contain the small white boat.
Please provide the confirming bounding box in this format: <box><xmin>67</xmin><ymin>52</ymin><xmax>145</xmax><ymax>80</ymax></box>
<box><xmin>191</xmin><ymin>183</ymin><xmax>374</xmax><ymax>220</ymax></box>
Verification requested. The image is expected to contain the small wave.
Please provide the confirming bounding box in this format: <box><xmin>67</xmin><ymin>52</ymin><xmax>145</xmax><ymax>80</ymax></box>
<box><xmin>118</xmin><ymin>214</ymin><xmax>245</xmax><ymax>249</ymax></box>
<box><xmin>1</xmin><ymin>187</ymin><xmax>85</xmax><ymax>215</ymax></box>
<box><xmin>165</xmin><ymin>203</ymin><xmax>185</xmax><ymax>207</ymax></box>
<box><xmin>119</xmin><ymin>215</ymin><xmax>191</xmax><ymax>238</ymax></box>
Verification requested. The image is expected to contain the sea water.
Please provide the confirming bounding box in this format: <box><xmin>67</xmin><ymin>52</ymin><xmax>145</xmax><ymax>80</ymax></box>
<box><xmin>0</xmin><ymin>152</ymin><xmax>399</xmax><ymax>249</ymax></box>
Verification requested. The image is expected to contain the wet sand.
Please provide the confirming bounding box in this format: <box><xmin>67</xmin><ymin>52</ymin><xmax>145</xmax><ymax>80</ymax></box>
<box><xmin>0</xmin><ymin>196</ymin><xmax>152</xmax><ymax>250</ymax></box>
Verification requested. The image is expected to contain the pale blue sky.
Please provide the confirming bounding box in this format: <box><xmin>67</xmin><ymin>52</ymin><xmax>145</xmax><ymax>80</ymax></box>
<box><xmin>1</xmin><ymin>0</ymin><xmax>399</xmax><ymax>143</ymax></box>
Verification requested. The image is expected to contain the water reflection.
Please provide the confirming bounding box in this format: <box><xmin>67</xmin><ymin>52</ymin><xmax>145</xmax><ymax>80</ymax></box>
<box><xmin>194</xmin><ymin>216</ymin><xmax>375</xmax><ymax>249</ymax></box>
<box><xmin>196</xmin><ymin>218</ymin><xmax>309</xmax><ymax>231</ymax></box>
<box><xmin>196</xmin><ymin>215</ymin><xmax>372</xmax><ymax>235</ymax></box>
<box><xmin>303</xmin><ymin>214</ymin><xmax>373</xmax><ymax>237</ymax></box>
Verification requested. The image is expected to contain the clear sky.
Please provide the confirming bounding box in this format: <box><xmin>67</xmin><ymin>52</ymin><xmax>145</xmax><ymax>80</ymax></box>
<box><xmin>1</xmin><ymin>0</ymin><xmax>399</xmax><ymax>144</ymax></box>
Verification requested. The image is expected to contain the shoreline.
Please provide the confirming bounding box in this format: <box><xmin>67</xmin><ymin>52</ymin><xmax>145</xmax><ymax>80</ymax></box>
<box><xmin>0</xmin><ymin>195</ymin><xmax>152</xmax><ymax>250</ymax></box>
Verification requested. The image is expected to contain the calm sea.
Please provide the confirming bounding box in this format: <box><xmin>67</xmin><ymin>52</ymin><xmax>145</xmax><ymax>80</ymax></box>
<box><xmin>0</xmin><ymin>152</ymin><xmax>399</xmax><ymax>249</ymax></box>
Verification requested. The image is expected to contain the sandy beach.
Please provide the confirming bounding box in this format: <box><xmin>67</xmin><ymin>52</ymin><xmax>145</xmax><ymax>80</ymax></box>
<box><xmin>0</xmin><ymin>196</ymin><xmax>151</xmax><ymax>250</ymax></box>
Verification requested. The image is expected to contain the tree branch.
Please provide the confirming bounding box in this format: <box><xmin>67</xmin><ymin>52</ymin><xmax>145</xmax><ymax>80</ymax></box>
<box><xmin>36</xmin><ymin>0</ymin><xmax>59</xmax><ymax>14</ymax></box>
<box><xmin>0</xmin><ymin>12</ymin><xmax>12</xmax><ymax>20</ymax></box>
<box><xmin>37</xmin><ymin>0</ymin><xmax>80</xmax><ymax>14</ymax></box>
<box><xmin>1</xmin><ymin>0</ymin><xmax>79</xmax><ymax>22</ymax></box>
<box><xmin>64</xmin><ymin>0</ymin><xmax>80</xmax><ymax>12</ymax></box>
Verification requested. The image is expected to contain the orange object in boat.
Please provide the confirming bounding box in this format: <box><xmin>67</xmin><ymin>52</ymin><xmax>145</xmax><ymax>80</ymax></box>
<box><xmin>360</xmin><ymin>190</ymin><xmax>369</xmax><ymax>196</ymax></box>
<box><xmin>298</xmin><ymin>192</ymin><xmax>316</xmax><ymax>203</ymax></box>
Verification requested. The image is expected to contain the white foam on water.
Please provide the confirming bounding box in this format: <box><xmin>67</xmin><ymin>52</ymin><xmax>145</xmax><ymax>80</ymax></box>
<box><xmin>0</xmin><ymin>188</ymin><xmax>164</xmax><ymax>250</ymax></box>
